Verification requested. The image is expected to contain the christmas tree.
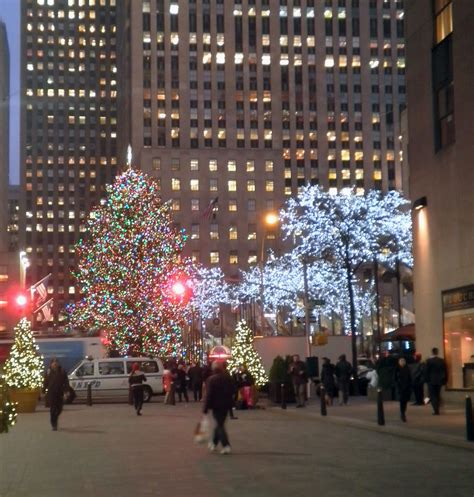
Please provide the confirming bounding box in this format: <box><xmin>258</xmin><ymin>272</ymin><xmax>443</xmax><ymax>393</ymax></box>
<box><xmin>69</xmin><ymin>168</ymin><xmax>193</xmax><ymax>357</ymax></box>
<box><xmin>0</xmin><ymin>374</ymin><xmax>17</xmax><ymax>433</ymax></box>
<box><xmin>4</xmin><ymin>318</ymin><xmax>44</xmax><ymax>390</ymax></box>
<box><xmin>227</xmin><ymin>321</ymin><xmax>268</xmax><ymax>387</ymax></box>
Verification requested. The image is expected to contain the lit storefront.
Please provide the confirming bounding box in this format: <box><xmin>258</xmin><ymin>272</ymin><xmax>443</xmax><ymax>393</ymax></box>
<box><xmin>443</xmin><ymin>285</ymin><xmax>474</xmax><ymax>390</ymax></box>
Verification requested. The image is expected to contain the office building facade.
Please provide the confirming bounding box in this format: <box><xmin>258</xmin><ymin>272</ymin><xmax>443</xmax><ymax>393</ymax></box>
<box><xmin>407</xmin><ymin>0</ymin><xmax>474</xmax><ymax>396</ymax></box>
<box><xmin>122</xmin><ymin>0</ymin><xmax>407</xmax><ymax>277</ymax></box>
<box><xmin>20</xmin><ymin>0</ymin><xmax>119</xmax><ymax>320</ymax></box>
<box><xmin>0</xmin><ymin>20</ymin><xmax>9</xmax><ymax>252</ymax></box>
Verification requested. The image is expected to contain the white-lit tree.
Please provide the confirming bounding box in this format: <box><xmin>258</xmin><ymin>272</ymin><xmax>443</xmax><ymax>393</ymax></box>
<box><xmin>189</xmin><ymin>265</ymin><xmax>231</xmax><ymax>320</ymax></box>
<box><xmin>280</xmin><ymin>186</ymin><xmax>412</xmax><ymax>378</ymax></box>
<box><xmin>0</xmin><ymin>374</ymin><xmax>17</xmax><ymax>433</ymax></box>
<box><xmin>227</xmin><ymin>321</ymin><xmax>268</xmax><ymax>387</ymax></box>
<box><xmin>4</xmin><ymin>318</ymin><xmax>44</xmax><ymax>391</ymax></box>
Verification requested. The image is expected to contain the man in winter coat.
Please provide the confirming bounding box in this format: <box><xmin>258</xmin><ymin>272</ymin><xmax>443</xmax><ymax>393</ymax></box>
<box><xmin>395</xmin><ymin>357</ymin><xmax>412</xmax><ymax>422</ymax></box>
<box><xmin>425</xmin><ymin>347</ymin><xmax>447</xmax><ymax>415</ymax></box>
<box><xmin>335</xmin><ymin>354</ymin><xmax>353</xmax><ymax>406</ymax></box>
<box><xmin>203</xmin><ymin>361</ymin><xmax>234</xmax><ymax>454</ymax></box>
<box><xmin>43</xmin><ymin>358</ymin><xmax>70</xmax><ymax>431</ymax></box>
<box><xmin>188</xmin><ymin>361</ymin><xmax>204</xmax><ymax>401</ymax></box>
<box><xmin>409</xmin><ymin>353</ymin><xmax>425</xmax><ymax>406</ymax></box>
<box><xmin>288</xmin><ymin>355</ymin><xmax>308</xmax><ymax>407</ymax></box>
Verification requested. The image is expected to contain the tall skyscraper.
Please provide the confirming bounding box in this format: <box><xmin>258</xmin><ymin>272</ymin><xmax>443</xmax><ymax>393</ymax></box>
<box><xmin>121</xmin><ymin>0</ymin><xmax>406</xmax><ymax>277</ymax></box>
<box><xmin>407</xmin><ymin>0</ymin><xmax>474</xmax><ymax>396</ymax></box>
<box><xmin>20</xmin><ymin>0</ymin><xmax>119</xmax><ymax>320</ymax></box>
<box><xmin>0</xmin><ymin>20</ymin><xmax>9</xmax><ymax>252</ymax></box>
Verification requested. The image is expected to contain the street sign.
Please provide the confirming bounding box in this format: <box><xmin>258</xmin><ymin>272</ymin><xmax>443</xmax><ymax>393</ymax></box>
<box><xmin>296</xmin><ymin>316</ymin><xmax>317</xmax><ymax>324</ymax></box>
<box><xmin>308</xmin><ymin>299</ymin><xmax>326</xmax><ymax>307</ymax></box>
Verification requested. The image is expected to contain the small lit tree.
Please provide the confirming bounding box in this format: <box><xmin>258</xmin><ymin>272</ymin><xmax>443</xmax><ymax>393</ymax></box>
<box><xmin>0</xmin><ymin>374</ymin><xmax>17</xmax><ymax>433</ymax></box>
<box><xmin>4</xmin><ymin>318</ymin><xmax>44</xmax><ymax>390</ymax></box>
<box><xmin>227</xmin><ymin>321</ymin><xmax>268</xmax><ymax>387</ymax></box>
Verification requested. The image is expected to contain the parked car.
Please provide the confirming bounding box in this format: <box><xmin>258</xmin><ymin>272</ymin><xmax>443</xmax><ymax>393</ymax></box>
<box><xmin>68</xmin><ymin>357</ymin><xmax>165</xmax><ymax>403</ymax></box>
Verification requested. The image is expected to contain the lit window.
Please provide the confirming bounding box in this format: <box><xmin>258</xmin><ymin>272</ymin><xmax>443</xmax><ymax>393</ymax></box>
<box><xmin>265</xmin><ymin>181</ymin><xmax>274</xmax><ymax>192</ymax></box>
<box><xmin>190</xmin><ymin>179</ymin><xmax>199</xmax><ymax>191</ymax></box>
<box><xmin>210</xmin><ymin>251</ymin><xmax>219</xmax><ymax>264</ymax></box>
<box><xmin>265</xmin><ymin>160</ymin><xmax>274</xmax><ymax>172</ymax></box>
<box><xmin>229</xmin><ymin>226</ymin><xmax>238</xmax><ymax>240</ymax></box>
<box><xmin>248</xmin><ymin>224</ymin><xmax>256</xmax><ymax>240</ymax></box>
<box><xmin>190</xmin><ymin>159</ymin><xmax>199</xmax><ymax>171</ymax></box>
<box><xmin>210</xmin><ymin>179</ymin><xmax>218</xmax><ymax>191</ymax></box>
<box><xmin>229</xmin><ymin>200</ymin><xmax>237</xmax><ymax>212</ymax></box>
<box><xmin>247</xmin><ymin>180</ymin><xmax>256</xmax><ymax>192</ymax></box>
<box><xmin>191</xmin><ymin>199</ymin><xmax>200</xmax><ymax>211</ymax></box>
<box><xmin>191</xmin><ymin>224</ymin><xmax>200</xmax><ymax>240</ymax></box>
<box><xmin>248</xmin><ymin>252</ymin><xmax>257</xmax><ymax>265</ymax></box>
<box><xmin>246</xmin><ymin>160</ymin><xmax>255</xmax><ymax>172</ymax></box>
<box><xmin>229</xmin><ymin>252</ymin><xmax>238</xmax><ymax>264</ymax></box>
<box><xmin>210</xmin><ymin>224</ymin><xmax>219</xmax><ymax>240</ymax></box>
<box><xmin>171</xmin><ymin>178</ymin><xmax>181</xmax><ymax>190</ymax></box>
<box><xmin>209</xmin><ymin>159</ymin><xmax>218</xmax><ymax>171</ymax></box>
<box><xmin>228</xmin><ymin>180</ymin><xmax>237</xmax><ymax>192</ymax></box>
<box><xmin>171</xmin><ymin>199</ymin><xmax>180</xmax><ymax>211</ymax></box>
<box><xmin>227</xmin><ymin>160</ymin><xmax>236</xmax><ymax>172</ymax></box>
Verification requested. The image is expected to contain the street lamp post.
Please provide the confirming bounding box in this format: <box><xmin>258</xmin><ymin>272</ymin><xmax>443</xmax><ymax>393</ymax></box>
<box><xmin>258</xmin><ymin>212</ymin><xmax>279</xmax><ymax>334</ymax></box>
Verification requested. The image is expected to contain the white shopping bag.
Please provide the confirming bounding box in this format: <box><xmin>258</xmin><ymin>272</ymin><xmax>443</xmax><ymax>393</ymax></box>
<box><xmin>194</xmin><ymin>413</ymin><xmax>213</xmax><ymax>444</ymax></box>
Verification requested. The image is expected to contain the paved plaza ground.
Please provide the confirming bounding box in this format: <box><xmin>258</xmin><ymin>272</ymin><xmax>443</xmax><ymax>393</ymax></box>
<box><xmin>1</xmin><ymin>397</ymin><xmax>474</xmax><ymax>497</ymax></box>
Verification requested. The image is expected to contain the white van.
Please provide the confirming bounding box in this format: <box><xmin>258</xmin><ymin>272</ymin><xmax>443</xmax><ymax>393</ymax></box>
<box><xmin>68</xmin><ymin>357</ymin><xmax>164</xmax><ymax>403</ymax></box>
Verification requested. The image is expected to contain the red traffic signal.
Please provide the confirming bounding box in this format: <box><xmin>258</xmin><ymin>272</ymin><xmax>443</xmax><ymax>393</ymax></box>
<box><xmin>171</xmin><ymin>281</ymin><xmax>186</xmax><ymax>296</ymax></box>
<box><xmin>15</xmin><ymin>294</ymin><xmax>28</xmax><ymax>307</ymax></box>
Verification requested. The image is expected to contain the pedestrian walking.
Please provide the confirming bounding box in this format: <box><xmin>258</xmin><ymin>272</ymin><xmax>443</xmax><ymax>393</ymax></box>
<box><xmin>409</xmin><ymin>353</ymin><xmax>425</xmax><ymax>406</ymax></box>
<box><xmin>43</xmin><ymin>358</ymin><xmax>70</xmax><ymax>431</ymax></box>
<box><xmin>425</xmin><ymin>347</ymin><xmax>447</xmax><ymax>415</ymax></box>
<box><xmin>188</xmin><ymin>361</ymin><xmax>204</xmax><ymax>401</ymax></box>
<box><xmin>335</xmin><ymin>354</ymin><xmax>353</xmax><ymax>405</ymax></box>
<box><xmin>176</xmin><ymin>364</ymin><xmax>189</xmax><ymax>402</ymax></box>
<box><xmin>288</xmin><ymin>354</ymin><xmax>308</xmax><ymax>408</ymax></box>
<box><xmin>320</xmin><ymin>357</ymin><xmax>336</xmax><ymax>406</ymax></box>
<box><xmin>395</xmin><ymin>357</ymin><xmax>412</xmax><ymax>422</ymax></box>
<box><xmin>128</xmin><ymin>362</ymin><xmax>147</xmax><ymax>415</ymax></box>
<box><xmin>203</xmin><ymin>361</ymin><xmax>234</xmax><ymax>454</ymax></box>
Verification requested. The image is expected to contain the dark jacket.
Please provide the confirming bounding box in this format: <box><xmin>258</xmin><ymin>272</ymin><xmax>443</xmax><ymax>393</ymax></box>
<box><xmin>425</xmin><ymin>356</ymin><xmax>447</xmax><ymax>386</ymax></box>
<box><xmin>128</xmin><ymin>371</ymin><xmax>147</xmax><ymax>387</ymax></box>
<box><xmin>176</xmin><ymin>368</ymin><xmax>187</xmax><ymax>389</ymax></box>
<box><xmin>395</xmin><ymin>365</ymin><xmax>412</xmax><ymax>398</ymax></box>
<box><xmin>321</xmin><ymin>363</ymin><xmax>336</xmax><ymax>394</ymax></box>
<box><xmin>335</xmin><ymin>360</ymin><xmax>352</xmax><ymax>384</ymax></box>
<box><xmin>409</xmin><ymin>361</ymin><xmax>425</xmax><ymax>386</ymax></box>
<box><xmin>203</xmin><ymin>371</ymin><xmax>234</xmax><ymax>413</ymax></box>
<box><xmin>44</xmin><ymin>366</ymin><xmax>69</xmax><ymax>404</ymax></box>
<box><xmin>289</xmin><ymin>360</ymin><xmax>308</xmax><ymax>385</ymax></box>
<box><xmin>188</xmin><ymin>365</ymin><xmax>204</xmax><ymax>387</ymax></box>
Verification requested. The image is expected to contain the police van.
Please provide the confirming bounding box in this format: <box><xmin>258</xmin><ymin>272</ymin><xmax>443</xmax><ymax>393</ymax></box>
<box><xmin>68</xmin><ymin>357</ymin><xmax>165</xmax><ymax>403</ymax></box>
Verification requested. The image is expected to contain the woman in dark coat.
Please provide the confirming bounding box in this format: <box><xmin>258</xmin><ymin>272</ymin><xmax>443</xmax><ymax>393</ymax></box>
<box><xmin>43</xmin><ymin>358</ymin><xmax>70</xmax><ymax>431</ymax></box>
<box><xmin>395</xmin><ymin>357</ymin><xmax>412</xmax><ymax>422</ymax></box>
<box><xmin>128</xmin><ymin>362</ymin><xmax>147</xmax><ymax>415</ymax></box>
<box><xmin>320</xmin><ymin>357</ymin><xmax>336</xmax><ymax>406</ymax></box>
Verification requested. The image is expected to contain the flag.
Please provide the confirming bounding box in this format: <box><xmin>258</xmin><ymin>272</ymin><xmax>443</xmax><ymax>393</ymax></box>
<box><xmin>30</xmin><ymin>273</ymin><xmax>51</xmax><ymax>306</ymax></box>
<box><xmin>34</xmin><ymin>298</ymin><xmax>54</xmax><ymax>322</ymax></box>
<box><xmin>202</xmin><ymin>197</ymin><xmax>218</xmax><ymax>220</ymax></box>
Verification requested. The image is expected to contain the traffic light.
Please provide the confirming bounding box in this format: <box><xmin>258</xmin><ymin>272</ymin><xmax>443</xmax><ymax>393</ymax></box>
<box><xmin>169</xmin><ymin>277</ymin><xmax>193</xmax><ymax>304</ymax></box>
<box><xmin>15</xmin><ymin>294</ymin><xmax>28</xmax><ymax>307</ymax></box>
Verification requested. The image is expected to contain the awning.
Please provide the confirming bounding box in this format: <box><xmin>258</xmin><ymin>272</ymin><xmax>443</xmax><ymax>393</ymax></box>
<box><xmin>381</xmin><ymin>323</ymin><xmax>416</xmax><ymax>342</ymax></box>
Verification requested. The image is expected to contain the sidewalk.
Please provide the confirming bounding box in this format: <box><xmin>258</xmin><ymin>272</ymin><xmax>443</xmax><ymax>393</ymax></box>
<box><xmin>267</xmin><ymin>395</ymin><xmax>474</xmax><ymax>451</ymax></box>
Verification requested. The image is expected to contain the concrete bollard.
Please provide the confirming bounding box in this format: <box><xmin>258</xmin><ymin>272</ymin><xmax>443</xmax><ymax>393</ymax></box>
<box><xmin>377</xmin><ymin>388</ymin><xmax>385</xmax><ymax>426</ymax></box>
<box><xmin>281</xmin><ymin>383</ymin><xmax>286</xmax><ymax>410</ymax></box>
<box><xmin>465</xmin><ymin>396</ymin><xmax>474</xmax><ymax>442</ymax></box>
<box><xmin>320</xmin><ymin>385</ymin><xmax>327</xmax><ymax>416</ymax></box>
<box><xmin>87</xmin><ymin>382</ymin><xmax>92</xmax><ymax>406</ymax></box>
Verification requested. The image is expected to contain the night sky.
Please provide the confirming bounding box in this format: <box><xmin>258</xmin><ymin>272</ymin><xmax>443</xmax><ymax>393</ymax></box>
<box><xmin>1</xmin><ymin>0</ymin><xmax>20</xmax><ymax>185</ymax></box>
